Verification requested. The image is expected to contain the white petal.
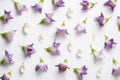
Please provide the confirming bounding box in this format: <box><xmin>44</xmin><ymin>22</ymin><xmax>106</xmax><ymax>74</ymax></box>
<box><xmin>23</xmin><ymin>23</ymin><xmax>29</xmax><ymax>35</ymax></box>
<box><xmin>67</xmin><ymin>42</ymin><xmax>72</xmax><ymax>52</ymax></box>
<box><xmin>96</xmin><ymin>68</ymin><xmax>102</xmax><ymax>78</ymax></box>
<box><xmin>20</xmin><ymin>62</ymin><xmax>25</xmax><ymax>74</ymax></box>
<box><xmin>66</xmin><ymin>8</ymin><xmax>73</xmax><ymax>18</ymax></box>
<box><xmin>38</xmin><ymin>34</ymin><xmax>44</xmax><ymax>43</ymax></box>
<box><xmin>76</xmin><ymin>49</ymin><xmax>82</xmax><ymax>59</ymax></box>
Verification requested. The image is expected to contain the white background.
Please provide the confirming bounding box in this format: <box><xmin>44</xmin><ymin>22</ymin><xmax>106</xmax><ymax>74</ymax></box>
<box><xmin>0</xmin><ymin>0</ymin><xmax>120</xmax><ymax>80</ymax></box>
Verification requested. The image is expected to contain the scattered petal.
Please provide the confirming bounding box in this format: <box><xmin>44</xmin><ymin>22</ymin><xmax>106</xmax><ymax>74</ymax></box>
<box><xmin>38</xmin><ymin>34</ymin><xmax>44</xmax><ymax>43</ymax></box>
<box><xmin>23</xmin><ymin>23</ymin><xmax>29</xmax><ymax>35</ymax></box>
<box><xmin>96</xmin><ymin>68</ymin><xmax>102</xmax><ymax>78</ymax></box>
<box><xmin>66</xmin><ymin>8</ymin><xmax>73</xmax><ymax>18</ymax></box>
<box><xmin>76</xmin><ymin>49</ymin><xmax>82</xmax><ymax>59</ymax></box>
<box><xmin>20</xmin><ymin>62</ymin><xmax>25</xmax><ymax>74</ymax></box>
<box><xmin>67</xmin><ymin>42</ymin><xmax>72</xmax><ymax>52</ymax></box>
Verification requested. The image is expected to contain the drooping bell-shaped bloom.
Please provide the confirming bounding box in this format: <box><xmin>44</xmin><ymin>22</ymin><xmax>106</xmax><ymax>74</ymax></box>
<box><xmin>74</xmin><ymin>23</ymin><xmax>86</xmax><ymax>33</ymax></box>
<box><xmin>56</xmin><ymin>28</ymin><xmax>69</xmax><ymax>36</ymax></box>
<box><xmin>80</xmin><ymin>0</ymin><xmax>89</xmax><ymax>11</ymax></box>
<box><xmin>73</xmin><ymin>65</ymin><xmax>88</xmax><ymax>79</ymax></box>
<box><xmin>31</xmin><ymin>3</ymin><xmax>42</xmax><ymax>13</ymax></box>
<box><xmin>104</xmin><ymin>38</ymin><xmax>117</xmax><ymax>48</ymax></box>
<box><xmin>0</xmin><ymin>10</ymin><xmax>13</xmax><ymax>23</ymax></box>
<box><xmin>0</xmin><ymin>74</ymin><xmax>10</xmax><ymax>80</ymax></box>
<box><xmin>38</xmin><ymin>13</ymin><xmax>55</xmax><ymax>24</ymax></box>
<box><xmin>1</xmin><ymin>30</ymin><xmax>16</xmax><ymax>42</ymax></box>
<box><xmin>112</xmin><ymin>67</ymin><xmax>120</xmax><ymax>75</ymax></box>
<box><xmin>12</xmin><ymin>0</ymin><xmax>28</xmax><ymax>15</ymax></box>
<box><xmin>104</xmin><ymin>0</ymin><xmax>116</xmax><ymax>11</ymax></box>
<box><xmin>21</xmin><ymin>43</ymin><xmax>36</xmax><ymax>57</ymax></box>
<box><xmin>95</xmin><ymin>13</ymin><xmax>105</xmax><ymax>27</ymax></box>
<box><xmin>45</xmin><ymin>41</ymin><xmax>61</xmax><ymax>55</ymax></box>
<box><xmin>35</xmin><ymin>64</ymin><xmax>48</xmax><ymax>72</ymax></box>
<box><xmin>55</xmin><ymin>63</ymin><xmax>69</xmax><ymax>72</ymax></box>
<box><xmin>52</xmin><ymin>0</ymin><xmax>65</xmax><ymax>9</ymax></box>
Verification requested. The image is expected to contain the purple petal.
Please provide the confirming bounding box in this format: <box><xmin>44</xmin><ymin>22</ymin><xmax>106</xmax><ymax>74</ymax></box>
<box><xmin>104</xmin><ymin>0</ymin><xmax>116</xmax><ymax>11</ymax></box>
<box><xmin>56</xmin><ymin>28</ymin><xmax>69</xmax><ymax>35</ymax></box>
<box><xmin>104</xmin><ymin>38</ymin><xmax>117</xmax><ymax>48</ymax></box>
<box><xmin>0</xmin><ymin>74</ymin><xmax>10</xmax><ymax>80</ymax></box>
<box><xmin>6</xmin><ymin>30</ymin><xmax>16</xmax><ymax>42</ymax></box>
<box><xmin>4</xmin><ymin>50</ymin><xmax>14</xmax><ymax>64</ymax></box>
<box><xmin>93</xmin><ymin>49</ymin><xmax>104</xmax><ymax>61</ymax></box>
<box><xmin>25</xmin><ymin>43</ymin><xmax>36</xmax><ymax>57</ymax></box>
<box><xmin>32</xmin><ymin>3</ymin><xmax>42</xmax><ymax>13</ymax></box>
<box><xmin>55</xmin><ymin>63</ymin><xmax>69</xmax><ymax>72</ymax></box>
<box><xmin>80</xmin><ymin>0</ymin><xmax>89</xmax><ymax>11</ymax></box>
<box><xmin>16</xmin><ymin>4</ymin><xmax>28</xmax><ymax>15</ymax></box>
<box><xmin>54</xmin><ymin>0</ymin><xmax>65</xmax><ymax>9</ymax></box>
<box><xmin>4</xmin><ymin>10</ymin><xmax>13</xmax><ymax>23</ymax></box>
<box><xmin>112</xmin><ymin>67</ymin><xmax>120</xmax><ymax>75</ymax></box>
<box><xmin>95</xmin><ymin>13</ymin><xmax>104</xmax><ymax>27</ymax></box>
<box><xmin>45</xmin><ymin>13</ymin><xmax>55</xmax><ymax>24</ymax></box>
<box><xmin>35</xmin><ymin>64</ymin><xmax>48</xmax><ymax>72</ymax></box>
<box><xmin>74</xmin><ymin>23</ymin><xmax>86</xmax><ymax>33</ymax></box>
<box><xmin>79</xmin><ymin>65</ymin><xmax>88</xmax><ymax>79</ymax></box>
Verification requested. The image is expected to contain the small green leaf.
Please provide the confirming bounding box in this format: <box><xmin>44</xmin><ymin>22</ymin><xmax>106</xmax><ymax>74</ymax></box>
<box><xmin>61</xmin><ymin>21</ymin><xmax>65</xmax><ymax>27</ymax></box>
<box><xmin>45</xmin><ymin>47</ymin><xmax>51</xmax><ymax>52</ymax></box>
<box><xmin>90</xmin><ymin>2</ymin><xmax>98</xmax><ymax>8</ymax></box>
<box><xmin>113</xmin><ymin>58</ymin><xmax>118</xmax><ymax>65</ymax></box>
<box><xmin>73</xmin><ymin>68</ymin><xmax>80</xmax><ymax>73</ymax></box>
<box><xmin>82</xmin><ymin>18</ymin><xmax>87</xmax><ymax>24</ymax></box>
<box><xmin>38</xmin><ymin>19</ymin><xmax>46</xmax><ymax>25</ymax></box>
<box><xmin>0</xmin><ymin>59</ymin><xmax>5</xmax><ymax>64</ymax></box>
<box><xmin>90</xmin><ymin>45</ymin><xmax>96</xmax><ymax>54</ymax></box>
<box><xmin>1</xmin><ymin>33</ymin><xmax>7</xmax><ymax>38</ymax></box>
<box><xmin>118</xmin><ymin>24</ymin><xmax>120</xmax><ymax>31</ymax></box>
<box><xmin>39</xmin><ymin>0</ymin><xmax>44</xmax><ymax>3</ymax></box>
<box><xmin>21</xmin><ymin>46</ymin><xmax>26</xmax><ymax>52</ymax></box>
<box><xmin>105</xmin><ymin>17</ymin><xmax>111</xmax><ymax>24</ymax></box>
<box><xmin>39</xmin><ymin>57</ymin><xmax>44</xmax><ymax>63</ymax></box>
<box><xmin>104</xmin><ymin>35</ymin><xmax>109</xmax><ymax>41</ymax></box>
<box><xmin>52</xmin><ymin>0</ymin><xmax>55</xmax><ymax>4</ymax></box>
<box><xmin>0</xmin><ymin>16</ymin><xmax>5</xmax><ymax>21</ymax></box>
<box><xmin>63</xmin><ymin>59</ymin><xmax>67</xmax><ymax>63</ymax></box>
<box><xmin>7</xmin><ymin>71</ymin><xmax>12</xmax><ymax>77</ymax></box>
<box><xmin>114</xmin><ymin>0</ymin><xmax>117</xmax><ymax>3</ymax></box>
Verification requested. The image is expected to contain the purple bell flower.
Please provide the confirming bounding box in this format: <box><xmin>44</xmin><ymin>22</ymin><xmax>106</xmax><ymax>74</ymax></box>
<box><xmin>31</xmin><ymin>3</ymin><xmax>42</xmax><ymax>13</ymax></box>
<box><xmin>112</xmin><ymin>67</ymin><xmax>120</xmax><ymax>75</ymax></box>
<box><xmin>80</xmin><ymin>0</ymin><xmax>89</xmax><ymax>11</ymax></box>
<box><xmin>35</xmin><ymin>64</ymin><xmax>48</xmax><ymax>72</ymax></box>
<box><xmin>53</xmin><ymin>0</ymin><xmax>65</xmax><ymax>9</ymax></box>
<box><xmin>56</xmin><ymin>28</ymin><xmax>69</xmax><ymax>36</ymax></box>
<box><xmin>55</xmin><ymin>63</ymin><xmax>69</xmax><ymax>72</ymax></box>
<box><xmin>0</xmin><ymin>74</ymin><xmax>10</xmax><ymax>80</ymax></box>
<box><xmin>104</xmin><ymin>38</ymin><xmax>117</xmax><ymax>48</ymax></box>
<box><xmin>104</xmin><ymin>0</ymin><xmax>116</xmax><ymax>11</ymax></box>
<box><xmin>74</xmin><ymin>23</ymin><xmax>86</xmax><ymax>33</ymax></box>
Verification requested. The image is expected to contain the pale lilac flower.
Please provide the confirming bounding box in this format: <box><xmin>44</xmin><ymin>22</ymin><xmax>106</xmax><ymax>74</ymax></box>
<box><xmin>45</xmin><ymin>41</ymin><xmax>61</xmax><ymax>55</ymax></box>
<box><xmin>74</xmin><ymin>23</ymin><xmax>86</xmax><ymax>33</ymax></box>
<box><xmin>31</xmin><ymin>3</ymin><xmax>42</xmax><ymax>13</ymax></box>
<box><xmin>80</xmin><ymin>0</ymin><xmax>89</xmax><ymax>11</ymax></box>
<box><xmin>0</xmin><ymin>10</ymin><xmax>13</xmax><ymax>23</ymax></box>
<box><xmin>95</xmin><ymin>13</ymin><xmax>105</xmax><ymax>27</ymax></box>
<box><xmin>1</xmin><ymin>30</ymin><xmax>16</xmax><ymax>42</ymax></box>
<box><xmin>93</xmin><ymin>49</ymin><xmax>104</xmax><ymax>62</ymax></box>
<box><xmin>39</xmin><ymin>13</ymin><xmax>55</xmax><ymax>24</ymax></box>
<box><xmin>13</xmin><ymin>1</ymin><xmax>28</xmax><ymax>15</ymax></box>
<box><xmin>22</xmin><ymin>43</ymin><xmax>36</xmax><ymax>57</ymax></box>
<box><xmin>35</xmin><ymin>64</ymin><xmax>48</xmax><ymax>72</ymax></box>
<box><xmin>4</xmin><ymin>50</ymin><xmax>14</xmax><ymax>64</ymax></box>
<box><xmin>104</xmin><ymin>0</ymin><xmax>116</xmax><ymax>11</ymax></box>
<box><xmin>0</xmin><ymin>74</ymin><xmax>10</xmax><ymax>80</ymax></box>
<box><xmin>56</xmin><ymin>28</ymin><xmax>69</xmax><ymax>36</ymax></box>
<box><xmin>55</xmin><ymin>63</ymin><xmax>69</xmax><ymax>72</ymax></box>
<box><xmin>54</xmin><ymin>0</ymin><xmax>65</xmax><ymax>9</ymax></box>
<box><xmin>112</xmin><ymin>67</ymin><xmax>120</xmax><ymax>75</ymax></box>
<box><xmin>104</xmin><ymin>38</ymin><xmax>117</xmax><ymax>48</ymax></box>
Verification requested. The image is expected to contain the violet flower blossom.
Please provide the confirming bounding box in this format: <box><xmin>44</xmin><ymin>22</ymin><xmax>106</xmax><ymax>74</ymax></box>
<box><xmin>104</xmin><ymin>0</ymin><xmax>116</xmax><ymax>11</ymax></box>
<box><xmin>56</xmin><ymin>28</ymin><xmax>69</xmax><ymax>36</ymax></box>
<box><xmin>55</xmin><ymin>63</ymin><xmax>69</xmax><ymax>72</ymax></box>
<box><xmin>52</xmin><ymin>0</ymin><xmax>65</xmax><ymax>9</ymax></box>
<box><xmin>35</xmin><ymin>64</ymin><xmax>48</xmax><ymax>72</ymax></box>
<box><xmin>0</xmin><ymin>10</ymin><xmax>13</xmax><ymax>23</ymax></box>
<box><xmin>22</xmin><ymin>43</ymin><xmax>36</xmax><ymax>57</ymax></box>
<box><xmin>112</xmin><ymin>67</ymin><xmax>120</xmax><ymax>75</ymax></box>
<box><xmin>0</xmin><ymin>74</ymin><xmax>10</xmax><ymax>80</ymax></box>
<box><xmin>1</xmin><ymin>30</ymin><xmax>16</xmax><ymax>42</ymax></box>
<box><xmin>80</xmin><ymin>0</ymin><xmax>89</xmax><ymax>11</ymax></box>
<box><xmin>12</xmin><ymin>0</ymin><xmax>28</xmax><ymax>15</ymax></box>
<box><xmin>39</xmin><ymin>13</ymin><xmax>55</xmax><ymax>24</ymax></box>
<box><xmin>95</xmin><ymin>13</ymin><xmax>105</xmax><ymax>27</ymax></box>
<box><xmin>31</xmin><ymin>3</ymin><xmax>42</xmax><ymax>13</ymax></box>
<box><xmin>74</xmin><ymin>23</ymin><xmax>86</xmax><ymax>33</ymax></box>
<box><xmin>45</xmin><ymin>41</ymin><xmax>61</xmax><ymax>55</ymax></box>
<box><xmin>104</xmin><ymin>38</ymin><xmax>117</xmax><ymax>48</ymax></box>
